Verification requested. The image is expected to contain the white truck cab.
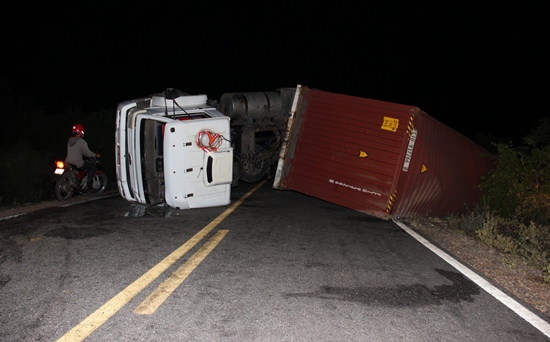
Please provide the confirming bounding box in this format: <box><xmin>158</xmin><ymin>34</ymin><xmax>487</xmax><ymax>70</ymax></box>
<box><xmin>115</xmin><ymin>89</ymin><xmax>233</xmax><ymax>209</ymax></box>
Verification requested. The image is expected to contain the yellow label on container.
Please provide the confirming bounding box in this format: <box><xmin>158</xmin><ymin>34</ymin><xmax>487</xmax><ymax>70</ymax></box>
<box><xmin>381</xmin><ymin>117</ymin><xmax>399</xmax><ymax>132</ymax></box>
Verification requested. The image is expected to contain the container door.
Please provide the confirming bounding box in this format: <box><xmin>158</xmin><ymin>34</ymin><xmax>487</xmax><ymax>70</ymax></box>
<box><xmin>274</xmin><ymin>87</ymin><xmax>417</xmax><ymax>220</ymax></box>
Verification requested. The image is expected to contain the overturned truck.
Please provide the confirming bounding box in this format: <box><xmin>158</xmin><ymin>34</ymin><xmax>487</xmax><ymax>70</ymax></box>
<box><xmin>115</xmin><ymin>88</ymin><xmax>295</xmax><ymax>209</ymax></box>
<box><xmin>115</xmin><ymin>85</ymin><xmax>494</xmax><ymax>219</ymax></box>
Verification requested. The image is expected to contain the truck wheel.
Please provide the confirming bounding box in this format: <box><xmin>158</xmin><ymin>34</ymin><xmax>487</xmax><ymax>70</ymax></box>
<box><xmin>239</xmin><ymin>145</ymin><xmax>269</xmax><ymax>183</ymax></box>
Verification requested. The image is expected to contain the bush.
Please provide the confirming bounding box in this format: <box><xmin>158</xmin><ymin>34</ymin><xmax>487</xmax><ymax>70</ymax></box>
<box><xmin>0</xmin><ymin>145</ymin><xmax>57</xmax><ymax>205</ymax></box>
<box><xmin>479</xmin><ymin>117</ymin><xmax>550</xmax><ymax>224</ymax></box>
<box><xmin>453</xmin><ymin>117</ymin><xmax>550</xmax><ymax>281</ymax></box>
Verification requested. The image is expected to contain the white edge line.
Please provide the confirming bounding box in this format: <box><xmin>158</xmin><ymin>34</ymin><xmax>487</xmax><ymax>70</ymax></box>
<box><xmin>0</xmin><ymin>213</ymin><xmax>27</xmax><ymax>221</ymax></box>
<box><xmin>59</xmin><ymin>193</ymin><xmax>119</xmax><ymax>208</ymax></box>
<box><xmin>0</xmin><ymin>194</ymin><xmax>120</xmax><ymax>221</ymax></box>
<box><xmin>393</xmin><ymin>218</ymin><xmax>550</xmax><ymax>338</ymax></box>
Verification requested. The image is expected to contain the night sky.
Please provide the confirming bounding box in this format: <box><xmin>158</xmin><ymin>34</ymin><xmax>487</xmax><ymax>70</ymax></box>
<box><xmin>2</xmin><ymin>2</ymin><xmax>548</xmax><ymax>141</ymax></box>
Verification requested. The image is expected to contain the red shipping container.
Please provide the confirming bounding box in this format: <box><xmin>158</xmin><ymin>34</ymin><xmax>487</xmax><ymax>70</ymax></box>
<box><xmin>273</xmin><ymin>85</ymin><xmax>494</xmax><ymax>220</ymax></box>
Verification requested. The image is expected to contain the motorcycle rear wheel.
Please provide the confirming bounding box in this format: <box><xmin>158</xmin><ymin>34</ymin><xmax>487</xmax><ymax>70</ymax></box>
<box><xmin>55</xmin><ymin>172</ymin><xmax>74</xmax><ymax>201</ymax></box>
<box><xmin>88</xmin><ymin>174</ymin><xmax>108</xmax><ymax>197</ymax></box>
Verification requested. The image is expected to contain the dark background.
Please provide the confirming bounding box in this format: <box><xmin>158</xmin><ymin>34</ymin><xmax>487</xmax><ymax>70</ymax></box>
<box><xmin>1</xmin><ymin>2</ymin><xmax>547</xmax><ymax>141</ymax></box>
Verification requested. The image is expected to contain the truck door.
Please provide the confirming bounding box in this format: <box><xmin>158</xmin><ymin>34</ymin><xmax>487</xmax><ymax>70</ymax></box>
<box><xmin>163</xmin><ymin>117</ymin><xmax>233</xmax><ymax>209</ymax></box>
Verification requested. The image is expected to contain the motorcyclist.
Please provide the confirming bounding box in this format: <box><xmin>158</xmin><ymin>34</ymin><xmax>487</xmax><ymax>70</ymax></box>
<box><xmin>65</xmin><ymin>124</ymin><xmax>100</xmax><ymax>191</ymax></box>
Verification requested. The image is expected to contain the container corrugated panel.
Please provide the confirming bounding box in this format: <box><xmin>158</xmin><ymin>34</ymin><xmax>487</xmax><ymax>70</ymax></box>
<box><xmin>276</xmin><ymin>87</ymin><xmax>418</xmax><ymax>219</ymax></box>
<box><xmin>390</xmin><ymin>111</ymin><xmax>493</xmax><ymax>217</ymax></box>
<box><xmin>275</xmin><ymin>86</ymin><xmax>494</xmax><ymax>220</ymax></box>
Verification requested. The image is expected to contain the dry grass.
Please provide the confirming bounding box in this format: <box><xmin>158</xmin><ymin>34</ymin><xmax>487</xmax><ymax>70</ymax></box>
<box><xmin>405</xmin><ymin>217</ymin><xmax>550</xmax><ymax>319</ymax></box>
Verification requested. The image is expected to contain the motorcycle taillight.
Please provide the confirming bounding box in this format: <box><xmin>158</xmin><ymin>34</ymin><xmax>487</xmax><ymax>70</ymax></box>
<box><xmin>56</xmin><ymin>161</ymin><xmax>65</xmax><ymax>169</ymax></box>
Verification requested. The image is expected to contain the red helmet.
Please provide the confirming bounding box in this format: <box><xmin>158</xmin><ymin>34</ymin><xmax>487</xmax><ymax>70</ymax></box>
<box><xmin>72</xmin><ymin>124</ymin><xmax>85</xmax><ymax>137</ymax></box>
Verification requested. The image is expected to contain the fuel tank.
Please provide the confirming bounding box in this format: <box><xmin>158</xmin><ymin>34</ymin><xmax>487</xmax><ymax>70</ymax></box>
<box><xmin>219</xmin><ymin>91</ymin><xmax>282</xmax><ymax>123</ymax></box>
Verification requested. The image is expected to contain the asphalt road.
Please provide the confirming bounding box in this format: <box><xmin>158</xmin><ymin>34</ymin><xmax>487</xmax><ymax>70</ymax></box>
<box><xmin>1</xmin><ymin>181</ymin><xmax>549</xmax><ymax>341</ymax></box>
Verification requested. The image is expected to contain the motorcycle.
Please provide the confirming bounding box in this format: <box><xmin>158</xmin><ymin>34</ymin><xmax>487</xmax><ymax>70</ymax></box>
<box><xmin>53</xmin><ymin>155</ymin><xmax>108</xmax><ymax>201</ymax></box>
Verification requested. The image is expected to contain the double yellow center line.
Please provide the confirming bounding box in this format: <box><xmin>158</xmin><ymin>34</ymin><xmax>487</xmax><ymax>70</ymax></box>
<box><xmin>57</xmin><ymin>180</ymin><xmax>265</xmax><ymax>342</ymax></box>
<box><xmin>133</xmin><ymin>229</ymin><xmax>229</xmax><ymax>314</ymax></box>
